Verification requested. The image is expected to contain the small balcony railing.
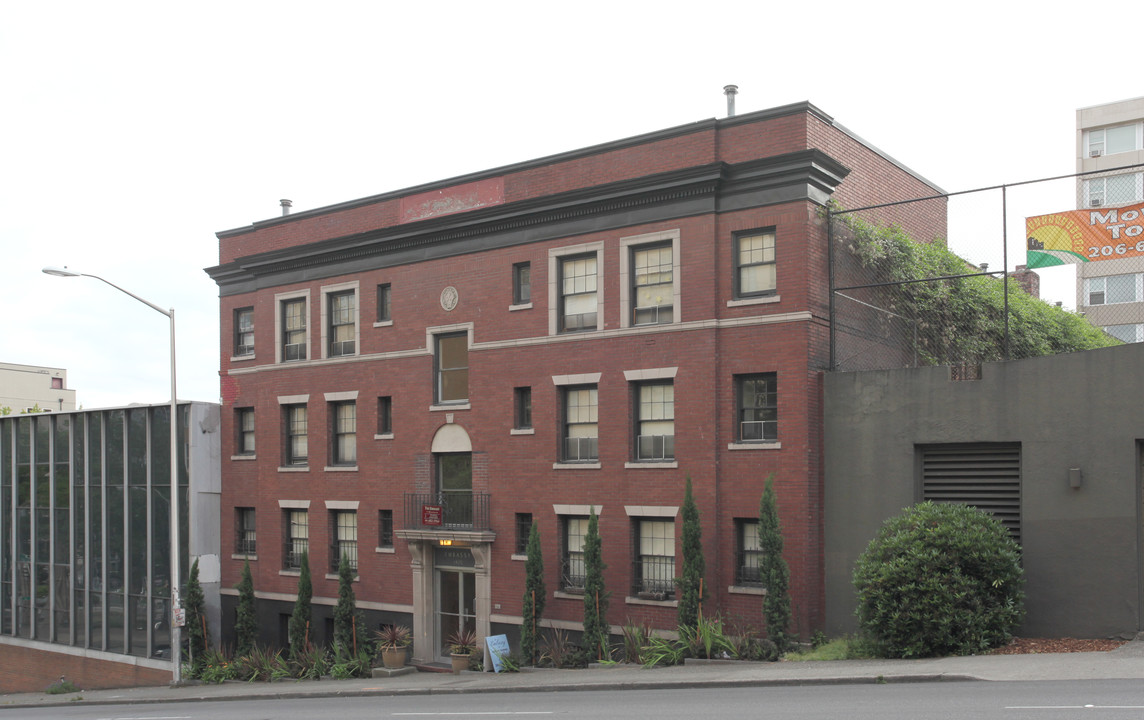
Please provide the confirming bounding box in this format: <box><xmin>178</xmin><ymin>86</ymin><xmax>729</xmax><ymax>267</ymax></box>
<box><xmin>403</xmin><ymin>492</ymin><xmax>491</xmax><ymax>531</ymax></box>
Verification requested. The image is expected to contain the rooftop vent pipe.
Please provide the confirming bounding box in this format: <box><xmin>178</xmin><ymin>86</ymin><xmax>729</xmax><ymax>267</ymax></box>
<box><xmin>280</xmin><ymin>199</ymin><xmax>293</xmax><ymax>216</ymax></box>
<box><xmin>979</xmin><ymin>262</ymin><xmax>989</xmax><ymax>272</ymax></box>
<box><xmin>724</xmin><ymin>85</ymin><xmax>739</xmax><ymax>117</ymax></box>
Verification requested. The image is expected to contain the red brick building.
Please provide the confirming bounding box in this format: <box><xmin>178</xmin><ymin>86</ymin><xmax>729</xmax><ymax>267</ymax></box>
<box><xmin>206</xmin><ymin>101</ymin><xmax>945</xmax><ymax>663</ymax></box>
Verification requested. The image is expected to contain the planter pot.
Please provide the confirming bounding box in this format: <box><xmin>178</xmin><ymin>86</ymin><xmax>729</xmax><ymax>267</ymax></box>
<box><xmin>382</xmin><ymin>647</ymin><xmax>407</xmax><ymax>669</ymax></box>
<box><xmin>450</xmin><ymin>652</ymin><xmax>471</xmax><ymax>674</ymax></box>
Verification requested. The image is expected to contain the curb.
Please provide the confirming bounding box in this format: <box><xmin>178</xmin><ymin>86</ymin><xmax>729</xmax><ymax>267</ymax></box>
<box><xmin>0</xmin><ymin>673</ymin><xmax>984</xmax><ymax>711</ymax></box>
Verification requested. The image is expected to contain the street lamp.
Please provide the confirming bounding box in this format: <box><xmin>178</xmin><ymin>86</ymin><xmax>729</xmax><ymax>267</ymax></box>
<box><xmin>42</xmin><ymin>265</ymin><xmax>183</xmax><ymax>684</ymax></box>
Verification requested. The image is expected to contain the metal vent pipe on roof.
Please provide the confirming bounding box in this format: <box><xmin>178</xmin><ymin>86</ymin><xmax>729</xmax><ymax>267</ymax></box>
<box><xmin>724</xmin><ymin>85</ymin><xmax>738</xmax><ymax>117</ymax></box>
<box><xmin>280</xmin><ymin>199</ymin><xmax>293</xmax><ymax>216</ymax></box>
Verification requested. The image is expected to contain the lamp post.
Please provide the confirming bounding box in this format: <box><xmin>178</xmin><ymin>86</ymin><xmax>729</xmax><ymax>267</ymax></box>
<box><xmin>42</xmin><ymin>266</ymin><xmax>183</xmax><ymax>684</ymax></box>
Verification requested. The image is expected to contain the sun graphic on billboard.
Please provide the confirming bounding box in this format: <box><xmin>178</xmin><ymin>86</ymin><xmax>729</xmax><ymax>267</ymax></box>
<box><xmin>1027</xmin><ymin>204</ymin><xmax>1144</xmax><ymax>268</ymax></box>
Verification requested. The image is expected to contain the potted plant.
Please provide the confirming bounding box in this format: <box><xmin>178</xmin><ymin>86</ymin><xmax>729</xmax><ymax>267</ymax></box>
<box><xmin>375</xmin><ymin>624</ymin><xmax>412</xmax><ymax>669</ymax></box>
<box><xmin>447</xmin><ymin>628</ymin><xmax>478</xmax><ymax>674</ymax></box>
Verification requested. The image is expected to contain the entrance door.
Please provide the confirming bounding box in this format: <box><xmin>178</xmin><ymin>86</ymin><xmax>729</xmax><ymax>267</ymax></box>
<box><xmin>436</xmin><ymin>569</ymin><xmax>475</xmax><ymax>660</ymax></box>
<box><xmin>436</xmin><ymin>453</ymin><xmax>472</xmax><ymax>527</ymax></box>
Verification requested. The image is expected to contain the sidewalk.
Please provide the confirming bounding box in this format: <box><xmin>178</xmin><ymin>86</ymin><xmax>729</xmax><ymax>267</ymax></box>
<box><xmin>4</xmin><ymin>640</ymin><xmax>1144</xmax><ymax>711</ymax></box>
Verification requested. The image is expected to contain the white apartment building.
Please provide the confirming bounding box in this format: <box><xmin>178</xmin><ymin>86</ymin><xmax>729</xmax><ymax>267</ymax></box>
<box><xmin>0</xmin><ymin>362</ymin><xmax>77</xmax><ymax>412</ymax></box>
<box><xmin>1076</xmin><ymin>97</ymin><xmax>1144</xmax><ymax>343</ymax></box>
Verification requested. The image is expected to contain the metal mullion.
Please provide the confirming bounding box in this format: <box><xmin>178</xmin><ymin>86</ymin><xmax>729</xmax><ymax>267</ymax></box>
<box><xmin>99</xmin><ymin>412</ymin><xmax>109</xmax><ymax>652</ymax></box>
<box><xmin>145</xmin><ymin>409</ymin><xmax>153</xmax><ymax>658</ymax></box>
<box><xmin>119</xmin><ymin>411</ymin><xmax>128</xmax><ymax>655</ymax></box>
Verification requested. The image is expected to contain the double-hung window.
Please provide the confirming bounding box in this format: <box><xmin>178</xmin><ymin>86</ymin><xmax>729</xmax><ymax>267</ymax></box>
<box><xmin>1084</xmin><ymin>173</ymin><xmax>1143</xmax><ymax>208</ymax></box>
<box><xmin>377</xmin><ymin>396</ymin><xmax>393</xmax><ymax>436</ymax></box>
<box><xmin>376</xmin><ymin>283</ymin><xmax>392</xmax><ymax>323</ymax></box>
<box><xmin>734</xmin><ymin>230</ymin><xmax>776</xmax><ymax>298</ymax></box>
<box><xmin>330</xmin><ymin>510</ymin><xmax>357</xmax><ymax>572</ymax></box>
<box><xmin>434</xmin><ymin>332</ymin><xmax>469</xmax><ymax>404</ymax></box>
<box><xmin>633</xmin><ymin>519</ymin><xmax>675</xmax><ymax>599</ymax></box>
<box><xmin>562</xmin><ymin>386</ymin><xmax>598</xmax><ymax>462</ymax></box>
<box><xmin>284</xmin><ymin>404</ymin><xmax>308</xmax><ymax>466</ymax></box>
<box><xmin>236</xmin><ymin>408</ymin><xmax>255</xmax><ymax>455</ymax></box>
<box><xmin>1086</xmin><ymin>123</ymin><xmax>1141</xmax><ymax>157</ymax></box>
<box><xmin>561</xmin><ymin>516</ymin><xmax>589</xmax><ymax>591</ymax></box>
<box><xmin>559</xmin><ymin>254</ymin><xmax>598</xmax><ymax>332</ymax></box>
<box><xmin>513</xmin><ymin>262</ymin><xmax>531</xmax><ymax>305</ymax></box>
<box><xmin>284</xmin><ymin>510</ymin><xmax>308</xmax><ymax>570</ymax></box>
<box><xmin>631</xmin><ymin>244</ymin><xmax>673</xmax><ymax>325</ymax></box>
<box><xmin>1085</xmin><ymin>274</ymin><xmax>1141</xmax><ymax>306</ymax></box>
<box><xmin>328</xmin><ymin>290</ymin><xmax>356</xmax><ymax>357</ymax></box>
<box><xmin>635</xmin><ymin>382</ymin><xmax>674</xmax><ymax>460</ymax></box>
<box><xmin>515</xmin><ymin>513</ymin><xmax>533</xmax><ymax>555</ymax></box>
<box><xmin>281</xmin><ymin>297</ymin><xmax>307</xmax><ymax>361</ymax></box>
<box><xmin>330</xmin><ymin>401</ymin><xmax>356</xmax><ymax>466</ymax></box>
<box><xmin>514</xmin><ymin>387</ymin><xmax>532</xmax><ymax>430</ymax></box>
<box><xmin>735</xmin><ymin>519</ymin><xmax>762</xmax><ymax>587</ymax></box>
<box><xmin>736</xmin><ymin>373</ymin><xmax>777</xmax><ymax>442</ymax></box>
<box><xmin>234</xmin><ymin>307</ymin><xmax>254</xmax><ymax>357</ymax></box>
<box><xmin>1104</xmin><ymin>323</ymin><xmax>1144</xmax><ymax>343</ymax></box>
<box><xmin>236</xmin><ymin>508</ymin><xmax>256</xmax><ymax>555</ymax></box>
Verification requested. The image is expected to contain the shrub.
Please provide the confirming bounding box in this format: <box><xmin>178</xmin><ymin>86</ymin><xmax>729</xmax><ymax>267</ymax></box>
<box><xmin>184</xmin><ymin>559</ymin><xmax>208</xmax><ymax>670</ymax></box>
<box><xmin>580</xmin><ymin>508</ymin><xmax>610</xmax><ymax>661</ymax></box>
<box><xmin>853</xmin><ymin>501</ymin><xmax>1024</xmax><ymax>658</ymax></box>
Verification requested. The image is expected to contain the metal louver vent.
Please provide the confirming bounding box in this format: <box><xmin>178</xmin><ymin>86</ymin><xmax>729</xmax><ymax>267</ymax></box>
<box><xmin>920</xmin><ymin>444</ymin><xmax>1021</xmax><ymax>544</ymax></box>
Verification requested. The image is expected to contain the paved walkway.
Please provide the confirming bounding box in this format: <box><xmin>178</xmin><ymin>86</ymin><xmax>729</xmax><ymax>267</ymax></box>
<box><xmin>3</xmin><ymin>640</ymin><xmax>1144</xmax><ymax>711</ymax></box>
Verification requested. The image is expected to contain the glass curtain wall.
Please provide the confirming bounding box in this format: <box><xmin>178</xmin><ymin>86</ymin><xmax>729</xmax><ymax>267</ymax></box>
<box><xmin>0</xmin><ymin>406</ymin><xmax>188</xmax><ymax>659</ymax></box>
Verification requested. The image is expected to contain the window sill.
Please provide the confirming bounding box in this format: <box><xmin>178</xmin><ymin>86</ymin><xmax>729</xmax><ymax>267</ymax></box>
<box><xmin>552</xmin><ymin>462</ymin><xmax>601</xmax><ymax>470</ymax></box>
<box><xmin>278</xmin><ymin>466</ymin><xmax>310</xmax><ymax>472</ymax></box>
<box><xmin>372</xmin><ymin>320</ymin><xmax>394</xmax><ymax>328</ymax></box>
<box><xmin>625</xmin><ymin>595</ymin><xmax>678</xmax><ymax>608</ymax></box>
<box><xmin>230</xmin><ymin>354</ymin><xmax>257</xmax><ymax>362</ymax></box>
<box><xmin>430</xmin><ymin>402</ymin><xmax>471</xmax><ymax>412</ymax></box>
<box><xmin>624</xmin><ymin>461</ymin><xmax>678</xmax><ymax>469</ymax></box>
<box><xmin>726</xmin><ymin>295</ymin><xmax>781</xmax><ymax>308</ymax></box>
<box><xmin>231</xmin><ymin>454</ymin><xmax>257</xmax><ymax>461</ymax></box>
<box><xmin>728</xmin><ymin>585</ymin><xmax>767</xmax><ymax>596</ymax></box>
<box><xmin>231</xmin><ymin>554</ymin><xmax>258</xmax><ymax>561</ymax></box>
<box><xmin>727</xmin><ymin>442</ymin><xmax>781</xmax><ymax>451</ymax></box>
<box><xmin>509</xmin><ymin>302</ymin><xmax>533</xmax><ymax>312</ymax></box>
<box><xmin>374</xmin><ymin>433</ymin><xmax>394</xmax><ymax>440</ymax></box>
<box><xmin>375</xmin><ymin>546</ymin><xmax>395</xmax><ymax>554</ymax></box>
<box><xmin>510</xmin><ymin>553</ymin><xmax>527</xmax><ymax>562</ymax></box>
<box><xmin>510</xmin><ymin>428</ymin><xmax>535</xmax><ymax>436</ymax></box>
<box><xmin>325</xmin><ymin>573</ymin><xmax>360</xmax><ymax>582</ymax></box>
<box><xmin>324</xmin><ymin>465</ymin><xmax>359</xmax><ymax>472</ymax></box>
<box><xmin>279</xmin><ymin>569</ymin><xmax>302</xmax><ymax>577</ymax></box>
<box><xmin>554</xmin><ymin>590</ymin><xmax>586</xmax><ymax>600</ymax></box>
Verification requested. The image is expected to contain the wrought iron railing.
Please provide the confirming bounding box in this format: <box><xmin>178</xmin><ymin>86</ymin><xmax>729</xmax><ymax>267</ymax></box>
<box><xmin>632</xmin><ymin>555</ymin><xmax>675</xmax><ymax>599</ymax></box>
<box><xmin>403</xmin><ymin>492</ymin><xmax>491</xmax><ymax>531</ymax></box>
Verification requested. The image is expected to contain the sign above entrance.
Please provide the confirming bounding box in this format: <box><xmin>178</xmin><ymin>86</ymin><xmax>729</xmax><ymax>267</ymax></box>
<box><xmin>422</xmin><ymin>504</ymin><xmax>443</xmax><ymax>526</ymax></box>
<box><xmin>434</xmin><ymin>546</ymin><xmax>475</xmax><ymax>568</ymax></box>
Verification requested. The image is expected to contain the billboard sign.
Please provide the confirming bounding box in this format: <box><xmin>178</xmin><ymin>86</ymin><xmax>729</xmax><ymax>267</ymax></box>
<box><xmin>1026</xmin><ymin>203</ymin><xmax>1144</xmax><ymax>268</ymax></box>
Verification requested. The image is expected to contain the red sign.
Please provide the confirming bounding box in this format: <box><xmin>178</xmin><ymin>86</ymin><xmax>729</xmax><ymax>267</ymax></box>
<box><xmin>422</xmin><ymin>505</ymin><xmax>443</xmax><ymax>526</ymax></box>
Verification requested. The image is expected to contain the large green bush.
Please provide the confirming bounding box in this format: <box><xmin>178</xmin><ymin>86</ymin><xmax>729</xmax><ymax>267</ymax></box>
<box><xmin>853</xmin><ymin>501</ymin><xmax>1024</xmax><ymax>658</ymax></box>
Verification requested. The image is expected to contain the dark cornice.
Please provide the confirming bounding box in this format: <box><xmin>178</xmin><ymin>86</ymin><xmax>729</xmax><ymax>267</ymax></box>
<box><xmin>206</xmin><ymin>149</ymin><xmax>851</xmax><ymax>296</ymax></box>
<box><xmin>216</xmin><ymin>101</ymin><xmax>825</xmax><ymax>240</ymax></box>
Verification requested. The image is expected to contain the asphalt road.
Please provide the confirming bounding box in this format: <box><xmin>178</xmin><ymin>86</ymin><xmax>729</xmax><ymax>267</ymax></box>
<box><xmin>15</xmin><ymin>680</ymin><xmax>1144</xmax><ymax>720</ymax></box>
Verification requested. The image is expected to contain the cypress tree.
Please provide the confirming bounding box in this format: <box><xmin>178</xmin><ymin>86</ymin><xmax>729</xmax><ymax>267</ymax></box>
<box><xmin>677</xmin><ymin>477</ymin><xmax>706</xmax><ymax>629</ymax></box>
<box><xmin>759</xmin><ymin>476</ymin><xmax>791</xmax><ymax>653</ymax></box>
<box><xmin>580</xmin><ymin>508</ymin><xmax>609</xmax><ymax>661</ymax></box>
<box><xmin>333</xmin><ymin>554</ymin><xmax>360</xmax><ymax>655</ymax></box>
<box><xmin>235</xmin><ymin>559</ymin><xmax>257</xmax><ymax>657</ymax></box>
<box><xmin>288</xmin><ymin>552</ymin><xmax>312</xmax><ymax>657</ymax></box>
<box><xmin>184</xmin><ymin>558</ymin><xmax>207</xmax><ymax>669</ymax></box>
<box><xmin>521</xmin><ymin>522</ymin><xmax>546</xmax><ymax>665</ymax></box>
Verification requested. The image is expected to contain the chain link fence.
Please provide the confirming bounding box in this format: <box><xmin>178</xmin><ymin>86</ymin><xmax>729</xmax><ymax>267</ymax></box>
<box><xmin>829</xmin><ymin>164</ymin><xmax>1144</xmax><ymax>372</ymax></box>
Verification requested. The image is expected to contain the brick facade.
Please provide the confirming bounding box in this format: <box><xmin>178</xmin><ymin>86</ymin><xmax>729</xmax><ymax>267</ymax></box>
<box><xmin>207</xmin><ymin>102</ymin><xmax>945</xmax><ymax>657</ymax></box>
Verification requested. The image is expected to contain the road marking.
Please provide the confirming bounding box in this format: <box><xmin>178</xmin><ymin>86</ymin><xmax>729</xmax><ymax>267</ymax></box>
<box><xmin>1006</xmin><ymin>706</ymin><xmax>1144</xmax><ymax>710</ymax></box>
<box><xmin>96</xmin><ymin>716</ymin><xmax>192</xmax><ymax>720</ymax></box>
<box><xmin>393</xmin><ymin>713</ymin><xmax>554</xmax><ymax>716</ymax></box>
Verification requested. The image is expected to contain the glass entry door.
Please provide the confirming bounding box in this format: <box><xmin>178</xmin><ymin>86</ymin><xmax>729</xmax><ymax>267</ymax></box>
<box><xmin>436</xmin><ymin>569</ymin><xmax>475</xmax><ymax>660</ymax></box>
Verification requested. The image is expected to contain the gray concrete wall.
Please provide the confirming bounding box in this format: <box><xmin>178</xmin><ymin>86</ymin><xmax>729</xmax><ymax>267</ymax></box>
<box><xmin>824</xmin><ymin>343</ymin><xmax>1144</xmax><ymax>639</ymax></box>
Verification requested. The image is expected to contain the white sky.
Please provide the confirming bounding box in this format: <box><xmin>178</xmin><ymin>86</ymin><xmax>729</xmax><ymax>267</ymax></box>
<box><xmin>2</xmin><ymin>1</ymin><xmax>1137</xmax><ymax>409</ymax></box>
